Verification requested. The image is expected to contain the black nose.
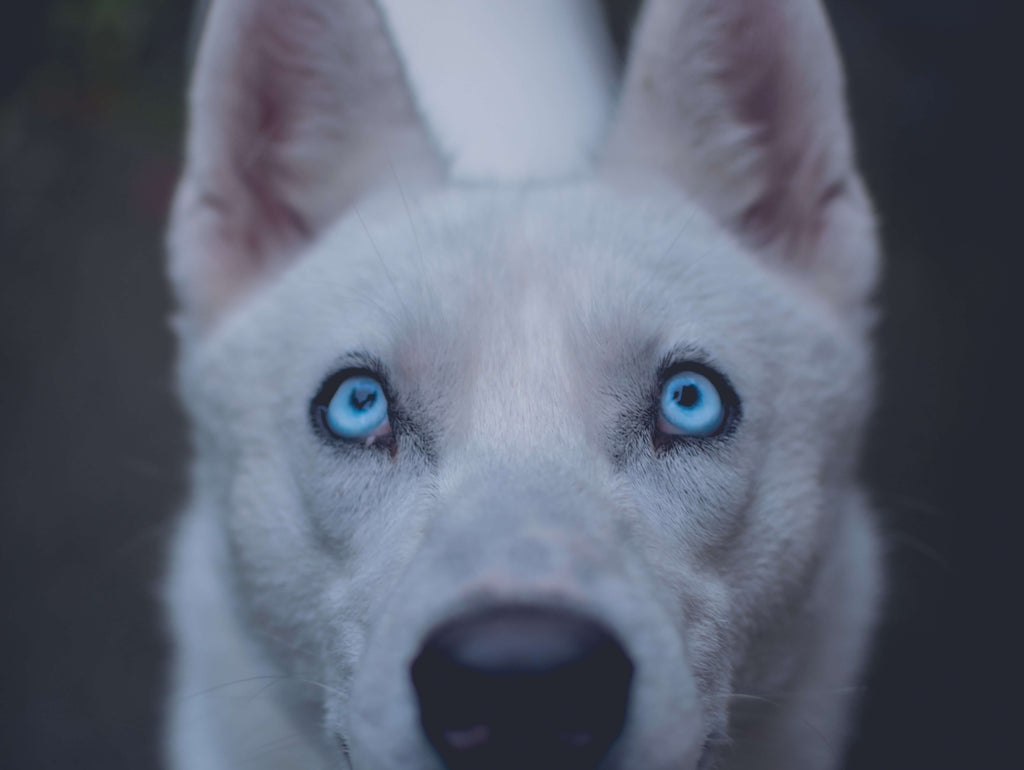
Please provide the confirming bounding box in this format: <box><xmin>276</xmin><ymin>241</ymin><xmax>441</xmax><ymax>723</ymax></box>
<box><xmin>411</xmin><ymin>605</ymin><xmax>633</xmax><ymax>770</ymax></box>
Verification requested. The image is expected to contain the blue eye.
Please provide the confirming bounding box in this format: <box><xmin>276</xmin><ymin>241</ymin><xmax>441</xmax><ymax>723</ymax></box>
<box><xmin>321</xmin><ymin>374</ymin><xmax>390</xmax><ymax>440</ymax></box>
<box><xmin>658</xmin><ymin>368</ymin><xmax>729</xmax><ymax>438</ymax></box>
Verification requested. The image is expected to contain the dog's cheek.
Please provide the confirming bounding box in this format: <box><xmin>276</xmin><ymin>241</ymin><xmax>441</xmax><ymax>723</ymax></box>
<box><xmin>610</xmin><ymin>482</ymin><xmax>745</xmax><ymax>736</ymax></box>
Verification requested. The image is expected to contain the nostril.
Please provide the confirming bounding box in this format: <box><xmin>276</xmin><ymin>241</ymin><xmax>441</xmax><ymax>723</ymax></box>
<box><xmin>411</xmin><ymin>605</ymin><xmax>633</xmax><ymax>770</ymax></box>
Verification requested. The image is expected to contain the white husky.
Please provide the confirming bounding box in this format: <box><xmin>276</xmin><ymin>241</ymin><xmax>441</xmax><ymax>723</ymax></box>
<box><xmin>164</xmin><ymin>1</ymin><xmax>882</xmax><ymax>768</ymax></box>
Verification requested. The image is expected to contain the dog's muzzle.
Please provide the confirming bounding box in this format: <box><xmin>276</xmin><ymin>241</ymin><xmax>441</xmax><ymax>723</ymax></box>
<box><xmin>411</xmin><ymin>604</ymin><xmax>634</xmax><ymax>770</ymax></box>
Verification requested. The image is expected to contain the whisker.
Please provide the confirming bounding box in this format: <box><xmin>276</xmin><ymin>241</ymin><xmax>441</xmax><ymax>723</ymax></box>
<box><xmin>355</xmin><ymin>207</ymin><xmax>410</xmax><ymax>321</ymax></box>
<box><xmin>244</xmin><ymin>677</ymin><xmax>286</xmax><ymax>704</ymax></box>
<box><xmin>660</xmin><ymin>209</ymin><xmax>697</xmax><ymax>263</ymax></box>
<box><xmin>712</xmin><ymin>691</ymin><xmax>843</xmax><ymax>761</ymax></box>
<box><xmin>182</xmin><ymin>673</ymin><xmax>347</xmax><ymax>703</ymax></box>
<box><xmin>884</xmin><ymin>530</ymin><xmax>950</xmax><ymax>569</ymax></box>
<box><xmin>247</xmin><ymin>731</ymin><xmax>306</xmax><ymax>760</ymax></box>
<box><xmin>389</xmin><ymin>161</ymin><xmax>429</xmax><ymax>284</ymax></box>
<box><xmin>711</xmin><ymin>685</ymin><xmax>866</xmax><ymax>700</ymax></box>
<box><xmin>181</xmin><ymin>675</ymin><xmax>293</xmax><ymax>702</ymax></box>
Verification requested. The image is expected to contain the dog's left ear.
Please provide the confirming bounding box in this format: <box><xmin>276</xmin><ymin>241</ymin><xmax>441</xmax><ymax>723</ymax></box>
<box><xmin>169</xmin><ymin>0</ymin><xmax>441</xmax><ymax>335</ymax></box>
<box><xmin>604</xmin><ymin>0</ymin><xmax>878</xmax><ymax>319</ymax></box>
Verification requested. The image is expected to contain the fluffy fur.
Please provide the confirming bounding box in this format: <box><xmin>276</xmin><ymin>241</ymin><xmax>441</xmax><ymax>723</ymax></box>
<box><xmin>165</xmin><ymin>1</ymin><xmax>882</xmax><ymax>768</ymax></box>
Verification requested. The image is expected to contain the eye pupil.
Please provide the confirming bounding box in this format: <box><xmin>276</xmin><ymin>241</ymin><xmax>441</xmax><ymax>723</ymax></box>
<box><xmin>674</xmin><ymin>383</ymin><xmax>700</xmax><ymax>408</ymax></box>
<box><xmin>350</xmin><ymin>386</ymin><xmax>377</xmax><ymax>411</ymax></box>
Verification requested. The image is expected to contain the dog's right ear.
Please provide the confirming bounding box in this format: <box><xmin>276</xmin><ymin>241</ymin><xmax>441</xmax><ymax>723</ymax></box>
<box><xmin>168</xmin><ymin>0</ymin><xmax>440</xmax><ymax>335</ymax></box>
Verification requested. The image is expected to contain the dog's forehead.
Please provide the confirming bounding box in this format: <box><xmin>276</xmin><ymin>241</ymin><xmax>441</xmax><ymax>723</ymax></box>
<box><xmin>300</xmin><ymin>182</ymin><xmax>781</xmax><ymax>352</ymax></box>
<box><xmin>206</xmin><ymin>182</ymin><xmax>813</xmax><ymax>420</ymax></box>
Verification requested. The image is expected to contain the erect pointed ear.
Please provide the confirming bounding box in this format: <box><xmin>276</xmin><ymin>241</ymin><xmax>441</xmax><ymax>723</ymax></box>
<box><xmin>603</xmin><ymin>0</ymin><xmax>878</xmax><ymax>319</ymax></box>
<box><xmin>169</xmin><ymin>0</ymin><xmax>441</xmax><ymax>333</ymax></box>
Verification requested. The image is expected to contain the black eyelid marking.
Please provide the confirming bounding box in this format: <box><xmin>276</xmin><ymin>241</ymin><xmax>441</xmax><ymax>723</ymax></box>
<box><xmin>656</xmin><ymin>346</ymin><xmax>716</xmax><ymax>383</ymax></box>
<box><xmin>312</xmin><ymin>353</ymin><xmax>392</xmax><ymax>404</ymax></box>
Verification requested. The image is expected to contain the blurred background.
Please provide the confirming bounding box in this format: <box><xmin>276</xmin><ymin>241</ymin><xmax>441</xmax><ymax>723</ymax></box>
<box><xmin>0</xmin><ymin>1</ymin><xmax>1017</xmax><ymax>767</ymax></box>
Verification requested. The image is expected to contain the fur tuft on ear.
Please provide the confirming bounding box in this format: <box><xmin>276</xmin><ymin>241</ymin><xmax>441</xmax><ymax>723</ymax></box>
<box><xmin>169</xmin><ymin>0</ymin><xmax>440</xmax><ymax>334</ymax></box>
<box><xmin>603</xmin><ymin>0</ymin><xmax>879</xmax><ymax>319</ymax></box>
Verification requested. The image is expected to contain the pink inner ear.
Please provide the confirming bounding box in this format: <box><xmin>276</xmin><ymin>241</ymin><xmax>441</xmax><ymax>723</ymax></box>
<box><xmin>713</xmin><ymin>0</ymin><xmax>849</xmax><ymax>258</ymax></box>
<box><xmin>169</xmin><ymin>0</ymin><xmax>349</xmax><ymax>332</ymax></box>
<box><xmin>236</xmin><ymin>48</ymin><xmax>313</xmax><ymax>253</ymax></box>
<box><xmin>174</xmin><ymin>0</ymin><xmax>440</xmax><ymax>333</ymax></box>
<box><xmin>223</xmin><ymin>6</ymin><xmax>331</xmax><ymax>257</ymax></box>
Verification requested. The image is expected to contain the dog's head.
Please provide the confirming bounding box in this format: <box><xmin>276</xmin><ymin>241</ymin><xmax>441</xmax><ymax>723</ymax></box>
<box><xmin>169</xmin><ymin>1</ymin><xmax>881</xmax><ymax>768</ymax></box>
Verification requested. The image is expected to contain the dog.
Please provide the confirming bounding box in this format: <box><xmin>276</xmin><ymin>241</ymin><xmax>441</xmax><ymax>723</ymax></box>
<box><xmin>164</xmin><ymin>1</ymin><xmax>883</xmax><ymax>768</ymax></box>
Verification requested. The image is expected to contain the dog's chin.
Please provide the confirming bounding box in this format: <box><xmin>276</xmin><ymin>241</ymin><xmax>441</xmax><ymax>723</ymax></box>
<box><xmin>334</xmin><ymin>746</ymin><xmax>707</xmax><ymax>770</ymax></box>
<box><xmin>334</xmin><ymin>726</ymin><xmax>711</xmax><ymax>770</ymax></box>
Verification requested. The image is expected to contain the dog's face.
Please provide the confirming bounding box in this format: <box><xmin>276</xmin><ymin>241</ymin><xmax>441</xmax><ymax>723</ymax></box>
<box><xmin>170</xmin><ymin>2</ymin><xmax>881</xmax><ymax>768</ymax></box>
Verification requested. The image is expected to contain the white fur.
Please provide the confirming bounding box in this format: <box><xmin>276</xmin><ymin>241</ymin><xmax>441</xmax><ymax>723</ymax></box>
<box><xmin>165</xmin><ymin>2</ymin><xmax>883</xmax><ymax>769</ymax></box>
<box><xmin>377</xmin><ymin>0</ymin><xmax>616</xmax><ymax>181</ymax></box>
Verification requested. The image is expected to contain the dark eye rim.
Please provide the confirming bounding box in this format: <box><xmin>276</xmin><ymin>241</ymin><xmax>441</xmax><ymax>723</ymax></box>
<box><xmin>310</xmin><ymin>365</ymin><xmax>396</xmax><ymax>450</ymax></box>
<box><xmin>653</xmin><ymin>360</ymin><xmax>741</xmax><ymax>448</ymax></box>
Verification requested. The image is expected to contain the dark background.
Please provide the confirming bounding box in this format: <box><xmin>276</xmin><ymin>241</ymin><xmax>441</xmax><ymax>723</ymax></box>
<box><xmin>1</xmin><ymin>1</ymin><xmax>1018</xmax><ymax>767</ymax></box>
